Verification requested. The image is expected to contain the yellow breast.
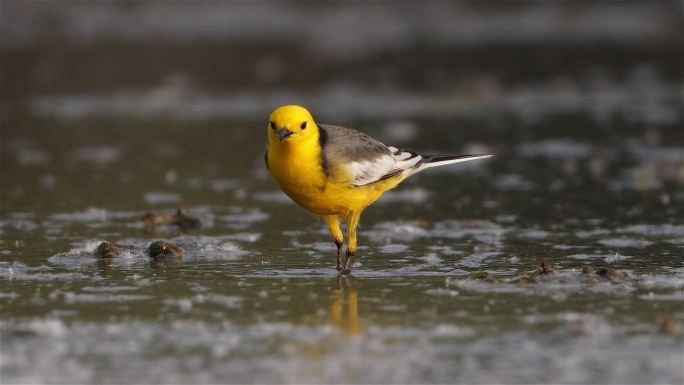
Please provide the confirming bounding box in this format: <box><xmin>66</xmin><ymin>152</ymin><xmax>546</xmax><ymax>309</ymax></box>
<box><xmin>267</xmin><ymin>135</ymin><xmax>336</xmax><ymax>215</ymax></box>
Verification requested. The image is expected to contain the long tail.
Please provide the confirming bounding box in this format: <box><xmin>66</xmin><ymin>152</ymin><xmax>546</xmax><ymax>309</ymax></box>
<box><xmin>409</xmin><ymin>154</ymin><xmax>492</xmax><ymax>176</ymax></box>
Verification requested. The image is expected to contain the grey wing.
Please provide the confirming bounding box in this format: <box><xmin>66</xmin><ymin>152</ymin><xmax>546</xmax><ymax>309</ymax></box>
<box><xmin>319</xmin><ymin>124</ymin><xmax>423</xmax><ymax>187</ymax></box>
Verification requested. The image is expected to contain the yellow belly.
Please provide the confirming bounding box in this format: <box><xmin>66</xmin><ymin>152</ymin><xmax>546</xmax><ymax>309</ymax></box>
<box><xmin>283</xmin><ymin>179</ymin><xmax>398</xmax><ymax>216</ymax></box>
<box><xmin>268</xmin><ymin>145</ymin><xmax>402</xmax><ymax>216</ymax></box>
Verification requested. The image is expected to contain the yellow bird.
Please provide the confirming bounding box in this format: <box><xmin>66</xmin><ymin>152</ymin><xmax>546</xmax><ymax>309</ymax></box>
<box><xmin>265</xmin><ymin>105</ymin><xmax>492</xmax><ymax>274</ymax></box>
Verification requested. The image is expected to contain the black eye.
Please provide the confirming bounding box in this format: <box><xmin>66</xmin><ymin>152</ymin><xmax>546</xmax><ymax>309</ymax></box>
<box><xmin>270</xmin><ymin>121</ymin><xmax>276</xmax><ymax>130</ymax></box>
<box><xmin>300</xmin><ymin>121</ymin><xmax>307</xmax><ymax>130</ymax></box>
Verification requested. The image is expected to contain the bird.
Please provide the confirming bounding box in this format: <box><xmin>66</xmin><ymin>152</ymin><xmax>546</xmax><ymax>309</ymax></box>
<box><xmin>265</xmin><ymin>105</ymin><xmax>492</xmax><ymax>274</ymax></box>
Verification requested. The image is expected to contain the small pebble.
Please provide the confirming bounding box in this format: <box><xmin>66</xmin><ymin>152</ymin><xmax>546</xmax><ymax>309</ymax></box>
<box><xmin>596</xmin><ymin>268</ymin><xmax>625</xmax><ymax>283</ymax></box>
<box><xmin>143</xmin><ymin>207</ymin><xmax>200</xmax><ymax>230</ymax></box>
<box><xmin>531</xmin><ymin>260</ymin><xmax>555</xmax><ymax>277</ymax></box>
<box><xmin>659</xmin><ymin>316</ymin><xmax>677</xmax><ymax>336</ymax></box>
<box><xmin>94</xmin><ymin>242</ymin><xmax>120</xmax><ymax>259</ymax></box>
<box><xmin>472</xmin><ymin>271</ymin><xmax>497</xmax><ymax>282</ymax></box>
<box><xmin>147</xmin><ymin>240</ymin><xmax>183</xmax><ymax>258</ymax></box>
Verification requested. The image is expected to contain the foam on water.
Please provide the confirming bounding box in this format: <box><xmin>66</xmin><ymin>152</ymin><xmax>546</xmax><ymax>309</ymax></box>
<box><xmin>164</xmin><ymin>294</ymin><xmax>243</xmax><ymax>311</ymax></box>
<box><xmin>0</xmin><ymin>218</ymin><xmax>38</xmax><ymax>232</ymax></box>
<box><xmin>72</xmin><ymin>146</ymin><xmax>121</xmax><ymax>166</ymax></box>
<box><xmin>223</xmin><ymin>232</ymin><xmax>262</xmax><ymax>243</ymax></box>
<box><xmin>494</xmin><ymin>174</ymin><xmax>535</xmax><ymax>191</ymax></box>
<box><xmin>576</xmin><ymin>229</ymin><xmax>612</xmax><ymax>239</ymax></box>
<box><xmin>81</xmin><ymin>286</ymin><xmax>138</xmax><ymax>293</ymax></box>
<box><xmin>5</xmin><ymin>2</ymin><xmax>674</xmax><ymax>50</ymax></box>
<box><xmin>365</xmin><ymin>221</ymin><xmax>430</xmax><ymax>242</ymax></box>
<box><xmin>0</xmin><ymin>261</ymin><xmax>92</xmax><ymax>281</ymax></box>
<box><xmin>170</xmin><ymin>235</ymin><xmax>252</xmax><ymax>260</ymax></box>
<box><xmin>16</xmin><ymin>314</ymin><xmax>681</xmax><ymax>383</ymax></box>
<box><xmin>30</xmin><ymin>73</ymin><xmax>680</xmax><ymax>124</ymax></box>
<box><xmin>14</xmin><ymin>316</ymin><xmax>674</xmax><ymax>384</ymax></box>
<box><xmin>638</xmin><ymin>291</ymin><xmax>684</xmax><ymax>301</ymax></box>
<box><xmin>252</xmin><ymin>191</ymin><xmax>292</xmax><ymax>203</ymax></box>
<box><xmin>366</xmin><ymin>220</ymin><xmax>506</xmax><ymax>245</ymax></box>
<box><xmin>519</xmin><ymin>229</ymin><xmax>551</xmax><ymax>239</ymax></box>
<box><xmin>50</xmin><ymin>208</ymin><xmax>110</xmax><ymax>222</ymax></box>
<box><xmin>617</xmin><ymin>224</ymin><xmax>684</xmax><ymax>237</ymax></box>
<box><xmin>567</xmin><ymin>253</ymin><xmax>618</xmax><ymax>260</ymax></box>
<box><xmin>636</xmin><ymin>274</ymin><xmax>684</xmax><ymax>290</ymax></box>
<box><xmin>47</xmin><ymin>253</ymin><xmax>99</xmax><ymax>268</ymax></box>
<box><xmin>63</xmin><ymin>293</ymin><xmax>154</xmax><ymax>303</ymax></box>
<box><xmin>425</xmin><ymin>288</ymin><xmax>460</xmax><ymax>297</ymax></box>
<box><xmin>428</xmin><ymin>245</ymin><xmax>465</xmax><ymax>255</ymax></box>
<box><xmin>458</xmin><ymin>252</ymin><xmax>502</xmax><ymax>268</ymax></box>
<box><xmin>604</xmin><ymin>253</ymin><xmax>633</xmax><ymax>263</ymax></box>
<box><xmin>219</xmin><ymin>208</ymin><xmax>270</xmax><ymax>225</ymax></box>
<box><xmin>518</xmin><ymin>139</ymin><xmax>593</xmax><ymax>159</ymax></box>
<box><xmin>143</xmin><ymin>191</ymin><xmax>181</xmax><ymax>205</ymax></box>
<box><xmin>378</xmin><ymin>244</ymin><xmax>409</xmax><ymax>254</ymax></box>
<box><xmin>420</xmin><ymin>253</ymin><xmax>443</xmax><ymax>265</ymax></box>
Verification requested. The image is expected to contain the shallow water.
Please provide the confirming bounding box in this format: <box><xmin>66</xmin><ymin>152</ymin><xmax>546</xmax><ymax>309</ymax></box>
<box><xmin>1</xmin><ymin>2</ymin><xmax>683</xmax><ymax>384</ymax></box>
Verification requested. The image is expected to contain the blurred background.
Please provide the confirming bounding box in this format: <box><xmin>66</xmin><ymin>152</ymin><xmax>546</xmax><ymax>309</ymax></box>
<box><xmin>1</xmin><ymin>2</ymin><xmax>682</xmax><ymax>384</ymax></box>
<box><xmin>1</xmin><ymin>1</ymin><xmax>682</xmax><ymax>216</ymax></box>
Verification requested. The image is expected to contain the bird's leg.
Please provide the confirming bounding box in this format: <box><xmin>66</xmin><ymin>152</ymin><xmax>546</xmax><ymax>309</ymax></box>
<box><xmin>324</xmin><ymin>215</ymin><xmax>345</xmax><ymax>272</ymax></box>
<box><xmin>342</xmin><ymin>211</ymin><xmax>361</xmax><ymax>275</ymax></box>
<box><xmin>335</xmin><ymin>239</ymin><xmax>344</xmax><ymax>271</ymax></box>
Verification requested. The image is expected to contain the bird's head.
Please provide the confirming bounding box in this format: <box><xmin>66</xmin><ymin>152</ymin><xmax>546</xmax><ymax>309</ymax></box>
<box><xmin>268</xmin><ymin>105</ymin><xmax>318</xmax><ymax>147</ymax></box>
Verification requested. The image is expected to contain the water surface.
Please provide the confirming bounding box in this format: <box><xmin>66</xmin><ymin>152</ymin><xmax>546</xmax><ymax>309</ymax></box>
<box><xmin>1</xmin><ymin>2</ymin><xmax>682</xmax><ymax>384</ymax></box>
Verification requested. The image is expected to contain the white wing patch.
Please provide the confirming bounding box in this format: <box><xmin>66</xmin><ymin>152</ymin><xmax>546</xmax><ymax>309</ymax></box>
<box><xmin>346</xmin><ymin>148</ymin><xmax>422</xmax><ymax>187</ymax></box>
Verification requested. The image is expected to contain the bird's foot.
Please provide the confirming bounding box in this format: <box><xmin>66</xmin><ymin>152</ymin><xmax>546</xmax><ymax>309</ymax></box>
<box><xmin>340</xmin><ymin>250</ymin><xmax>355</xmax><ymax>275</ymax></box>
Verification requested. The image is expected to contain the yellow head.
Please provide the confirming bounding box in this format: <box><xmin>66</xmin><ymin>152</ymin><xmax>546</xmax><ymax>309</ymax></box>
<box><xmin>268</xmin><ymin>105</ymin><xmax>318</xmax><ymax>147</ymax></box>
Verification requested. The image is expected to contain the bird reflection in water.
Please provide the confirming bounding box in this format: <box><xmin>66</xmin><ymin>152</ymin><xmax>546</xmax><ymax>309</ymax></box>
<box><xmin>330</xmin><ymin>275</ymin><xmax>362</xmax><ymax>335</ymax></box>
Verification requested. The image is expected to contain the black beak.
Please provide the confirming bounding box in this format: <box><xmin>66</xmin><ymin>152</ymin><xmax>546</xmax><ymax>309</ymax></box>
<box><xmin>277</xmin><ymin>129</ymin><xmax>293</xmax><ymax>142</ymax></box>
